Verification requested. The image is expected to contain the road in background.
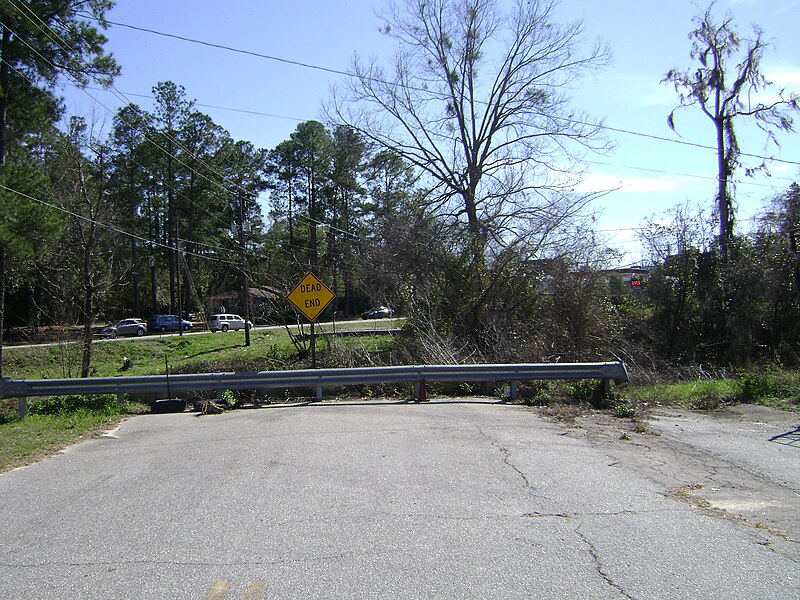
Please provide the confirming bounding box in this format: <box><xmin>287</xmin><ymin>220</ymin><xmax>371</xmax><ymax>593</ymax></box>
<box><xmin>3</xmin><ymin>317</ymin><xmax>403</xmax><ymax>350</ymax></box>
<box><xmin>0</xmin><ymin>401</ymin><xmax>797</xmax><ymax>599</ymax></box>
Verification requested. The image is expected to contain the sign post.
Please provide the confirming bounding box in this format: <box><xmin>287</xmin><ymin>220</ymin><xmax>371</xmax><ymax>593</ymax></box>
<box><xmin>287</xmin><ymin>273</ymin><xmax>336</xmax><ymax>368</ymax></box>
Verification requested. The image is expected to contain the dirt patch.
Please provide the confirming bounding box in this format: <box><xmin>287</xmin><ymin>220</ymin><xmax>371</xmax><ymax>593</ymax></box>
<box><xmin>557</xmin><ymin>404</ymin><xmax>800</xmax><ymax>562</ymax></box>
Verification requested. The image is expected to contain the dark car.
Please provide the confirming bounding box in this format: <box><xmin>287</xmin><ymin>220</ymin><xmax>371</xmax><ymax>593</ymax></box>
<box><xmin>147</xmin><ymin>314</ymin><xmax>193</xmax><ymax>333</ymax></box>
<box><xmin>361</xmin><ymin>306</ymin><xmax>395</xmax><ymax>319</ymax></box>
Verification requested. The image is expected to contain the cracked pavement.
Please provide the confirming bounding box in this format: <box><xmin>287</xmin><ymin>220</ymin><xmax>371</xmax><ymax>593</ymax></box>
<box><xmin>0</xmin><ymin>399</ymin><xmax>797</xmax><ymax>598</ymax></box>
<box><xmin>570</xmin><ymin>403</ymin><xmax>800</xmax><ymax>563</ymax></box>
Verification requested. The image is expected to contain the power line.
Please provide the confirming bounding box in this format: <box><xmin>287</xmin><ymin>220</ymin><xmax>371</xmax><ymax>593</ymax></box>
<box><xmin>7</xmin><ymin>2</ymin><xmax>263</xmax><ymax>238</ymax></box>
<box><xmin>583</xmin><ymin>159</ymin><xmax>796</xmax><ymax>191</ymax></box>
<box><xmin>82</xmin><ymin>14</ymin><xmax>800</xmax><ymax>169</ymax></box>
<box><xmin>97</xmin><ymin>17</ymin><xmax>354</xmax><ymax>80</ymax></box>
<box><xmin>10</xmin><ymin>7</ymin><xmax>799</xmax><ymax>263</ymax></box>
<box><xmin>78</xmin><ymin>84</ymin><xmax>307</xmax><ymax>123</ymax></box>
<box><xmin>586</xmin><ymin>121</ymin><xmax>800</xmax><ymax>168</ymax></box>
<box><xmin>0</xmin><ymin>12</ymin><xmax>371</xmax><ymax>269</ymax></box>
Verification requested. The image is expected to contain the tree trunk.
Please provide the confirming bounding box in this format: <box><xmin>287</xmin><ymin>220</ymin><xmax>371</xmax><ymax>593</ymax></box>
<box><xmin>0</xmin><ymin>26</ymin><xmax>10</xmax><ymax>167</ymax></box>
<box><xmin>0</xmin><ymin>27</ymin><xmax>10</xmax><ymax>376</ymax></box>
<box><xmin>309</xmin><ymin>172</ymin><xmax>318</xmax><ymax>272</ymax></box>
<box><xmin>80</xmin><ymin>261</ymin><xmax>93</xmax><ymax>379</ymax></box>
<box><xmin>715</xmin><ymin>117</ymin><xmax>732</xmax><ymax>258</ymax></box>
<box><xmin>132</xmin><ymin>237</ymin><xmax>140</xmax><ymax>315</ymax></box>
<box><xmin>167</xmin><ymin>147</ymin><xmax>176</xmax><ymax>313</ymax></box>
<box><xmin>0</xmin><ymin>244</ymin><xmax>5</xmax><ymax>377</ymax></box>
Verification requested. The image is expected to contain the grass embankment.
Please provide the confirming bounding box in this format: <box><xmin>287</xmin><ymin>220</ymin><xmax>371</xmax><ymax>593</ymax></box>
<box><xmin>2</xmin><ymin>322</ymin><xmax>798</xmax><ymax>472</ymax></box>
<box><xmin>0</xmin><ymin>396</ymin><xmax>145</xmax><ymax>472</ymax></box>
<box><xmin>621</xmin><ymin>368</ymin><xmax>800</xmax><ymax>412</ymax></box>
<box><xmin>506</xmin><ymin>366</ymin><xmax>800</xmax><ymax>425</ymax></box>
<box><xmin>2</xmin><ymin>320</ymin><xmax>398</xmax><ymax>379</ymax></box>
<box><xmin>0</xmin><ymin>323</ymin><xmax>396</xmax><ymax>472</ymax></box>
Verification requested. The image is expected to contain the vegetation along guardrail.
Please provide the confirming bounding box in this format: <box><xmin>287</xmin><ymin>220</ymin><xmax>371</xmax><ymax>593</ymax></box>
<box><xmin>1</xmin><ymin>362</ymin><xmax>629</xmax><ymax>417</ymax></box>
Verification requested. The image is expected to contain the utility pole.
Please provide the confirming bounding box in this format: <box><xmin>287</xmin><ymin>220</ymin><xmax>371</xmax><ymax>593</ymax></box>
<box><xmin>176</xmin><ymin>238</ymin><xmax>183</xmax><ymax>337</ymax></box>
<box><xmin>175</xmin><ymin>214</ymin><xmax>184</xmax><ymax>337</ymax></box>
<box><xmin>237</xmin><ymin>192</ymin><xmax>251</xmax><ymax>347</ymax></box>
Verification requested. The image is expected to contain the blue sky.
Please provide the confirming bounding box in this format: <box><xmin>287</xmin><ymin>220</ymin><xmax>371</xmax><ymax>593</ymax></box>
<box><xmin>60</xmin><ymin>0</ymin><xmax>800</xmax><ymax>263</ymax></box>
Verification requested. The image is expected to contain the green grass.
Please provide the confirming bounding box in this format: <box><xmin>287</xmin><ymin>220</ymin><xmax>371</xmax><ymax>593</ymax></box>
<box><xmin>3</xmin><ymin>328</ymin><xmax>297</xmax><ymax>379</ymax></box>
<box><xmin>0</xmin><ymin>396</ymin><xmax>147</xmax><ymax>472</ymax></box>
<box><xmin>618</xmin><ymin>369</ymin><xmax>800</xmax><ymax>412</ymax></box>
<box><xmin>3</xmin><ymin>321</ymin><xmax>401</xmax><ymax>380</ymax></box>
<box><xmin>0</xmin><ymin>324</ymin><xmax>399</xmax><ymax>472</ymax></box>
<box><xmin>3</xmin><ymin>322</ymin><xmax>798</xmax><ymax>472</ymax></box>
<box><xmin>621</xmin><ymin>379</ymin><xmax>739</xmax><ymax>408</ymax></box>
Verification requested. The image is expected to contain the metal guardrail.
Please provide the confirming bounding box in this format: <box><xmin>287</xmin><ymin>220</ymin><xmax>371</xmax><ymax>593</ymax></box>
<box><xmin>1</xmin><ymin>361</ymin><xmax>629</xmax><ymax>417</ymax></box>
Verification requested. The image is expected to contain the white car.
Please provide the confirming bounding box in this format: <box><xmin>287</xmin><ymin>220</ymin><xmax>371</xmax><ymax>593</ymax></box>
<box><xmin>208</xmin><ymin>313</ymin><xmax>252</xmax><ymax>332</ymax></box>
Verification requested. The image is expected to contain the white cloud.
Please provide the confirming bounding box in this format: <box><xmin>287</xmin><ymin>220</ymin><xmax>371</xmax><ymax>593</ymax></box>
<box><xmin>766</xmin><ymin>68</ymin><xmax>800</xmax><ymax>88</ymax></box>
<box><xmin>638</xmin><ymin>87</ymin><xmax>678</xmax><ymax>108</ymax></box>
<box><xmin>575</xmin><ymin>172</ymin><xmax>699</xmax><ymax>194</ymax></box>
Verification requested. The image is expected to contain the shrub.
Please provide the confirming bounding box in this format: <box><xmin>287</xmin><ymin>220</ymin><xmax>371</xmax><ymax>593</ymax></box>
<box><xmin>29</xmin><ymin>394</ymin><xmax>121</xmax><ymax>416</ymax></box>
<box><xmin>736</xmin><ymin>366</ymin><xmax>799</xmax><ymax>404</ymax></box>
<box><xmin>689</xmin><ymin>389</ymin><xmax>725</xmax><ymax>411</ymax></box>
<box><xmin>613</xmin><ymin>401</ymin><xmax>636</xmax><ymax>419</ymax></box>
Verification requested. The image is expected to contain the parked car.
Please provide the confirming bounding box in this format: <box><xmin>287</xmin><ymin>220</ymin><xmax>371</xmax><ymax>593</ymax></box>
<box><xmin>147</xmin><ymin>314</ymin><xmax>192</xmax><ymax>333</ymax></box>
<box><xmin>208</xmin><ymin>313</ymin><xmax>252</xmax><ymax>332</ymax></box>
<box><xmin>361</xmin><ymin>306</ymin><xmax>395</xmax><ymax>319</ymax></box>
<box><xmin>96</xmin><ymin>322</ymin><xmax>118</xmax><ymax>338</ymax></box>
<box><xmin>95</xmin><ymin>318</ymin><xmax>147</xmax><ymax>338</ymax></box>
<box><xmin>115</xmin><ymin>318</ymin><xmax>147</xmax><ymax>337</ymax></box>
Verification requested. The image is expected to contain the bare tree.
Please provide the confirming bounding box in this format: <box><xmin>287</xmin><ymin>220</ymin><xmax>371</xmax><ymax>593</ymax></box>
<box><xmin>332</xmin><ymin>0</ymin><xmax>610</xmax><ymax>263</ymax></box>
<box><xmin>663</xmin><ymin>1</ymin><xmax>799</xmax><ymax>258</ymax></box>
<box><xmin>50</xmin><ymin>117</ymin><xmax>115</xmax><ymax>378</ymax></box>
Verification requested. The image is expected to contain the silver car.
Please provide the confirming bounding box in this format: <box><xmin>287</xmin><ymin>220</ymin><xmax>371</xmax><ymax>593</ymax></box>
<box><xmin>98</xmin><ymin>318</ymin><xmax>146</xmax><ymax>338</ymax></box>
<box><xmin>208</xmin><ymin>313</ymin><xmax>252</xmax><ymax>332</ymax></box>
<box><xmin>115</xmin><ymin>318</ymin><xmax>147</xmax><ymax>337</ymax></box>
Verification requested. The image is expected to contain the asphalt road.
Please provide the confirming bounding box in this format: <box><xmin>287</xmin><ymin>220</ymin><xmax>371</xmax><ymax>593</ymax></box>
<box><xmin>1</xmin><ymin>400</ymin><xmax>798</xmax><ymax>599</ymax></box>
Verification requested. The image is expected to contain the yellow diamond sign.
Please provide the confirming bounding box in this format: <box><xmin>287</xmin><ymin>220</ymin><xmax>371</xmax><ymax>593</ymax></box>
<box><xmin>287</xmin><ymin>272</ymin><xmax>336</xmax><ymax>321</ymax></box>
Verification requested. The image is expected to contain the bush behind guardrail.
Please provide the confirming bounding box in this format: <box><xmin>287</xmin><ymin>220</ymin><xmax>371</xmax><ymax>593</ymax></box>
<box><xmin>28</xmin><ymin>394</ymin><xmax>122</xmax><ymax>416</ymax></box>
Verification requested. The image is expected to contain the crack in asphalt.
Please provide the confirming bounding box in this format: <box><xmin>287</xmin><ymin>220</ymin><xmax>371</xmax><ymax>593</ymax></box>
<box><xmin>523</xmin><ymin>507</ymin><xmax>682</xmax><ymax>519</ymax></box>
<box><xmin>568</xmin><ymin>411</ymin><xmax>800</xmax><ymax>564</ymax></box>
<box><xmin>475</xmin><ymin>425</ymin><xmax>537</xmax><ymax>493</ymax></box>
<box><xmin>576</xmin><ymin>525</ymin><xmax>638</xmax><ymax>600</ymax></box>
<box><xmin>499</xmin><ymin>445</ymin><xmax>532</xmax><ymax>489</ymax></box>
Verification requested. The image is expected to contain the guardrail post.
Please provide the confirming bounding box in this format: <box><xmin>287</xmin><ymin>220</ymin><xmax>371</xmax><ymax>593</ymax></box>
<box><xmin>315</xmin><ymin>385</ymin><xmax>323</xmax><ymax>401</ymax></box>
<box><xmin>510</xmin><ymin>381</ymin><xmax>519</xmax><ymax>401</ymax></box>
<box><xmin>117</xmin><ymin>392</ymin><xmax>125</xmax><ymax>407</ymax></box>
<box><xmin>18</xmin><ymin>396</ymin><xmax>27</xmax><ymax>418</ymax></box>
<box><xmin>415</xmin><ymin>378</ymin><xmax>428</xmax><ymax>402</ymax></box>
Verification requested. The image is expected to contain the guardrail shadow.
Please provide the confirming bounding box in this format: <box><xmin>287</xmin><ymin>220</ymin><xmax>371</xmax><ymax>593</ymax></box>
<box><xmin>254</xmin><ymin>397</ymin><xmax>509</xmax><ymax>409</ymax></box>
<box><xmin>768</xmin><ymin>426</ymin><xmax>800</xmax><ymax>447</ymax></box>
<box><xmin>185</xmin><ymin>397</ymin><xmax>511</xmax><ymax>415</ymax></box>
<box><xmin>303</xmin><ymin>398</ymin><xmax>509</xmax><ymax>408</ymax></box>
